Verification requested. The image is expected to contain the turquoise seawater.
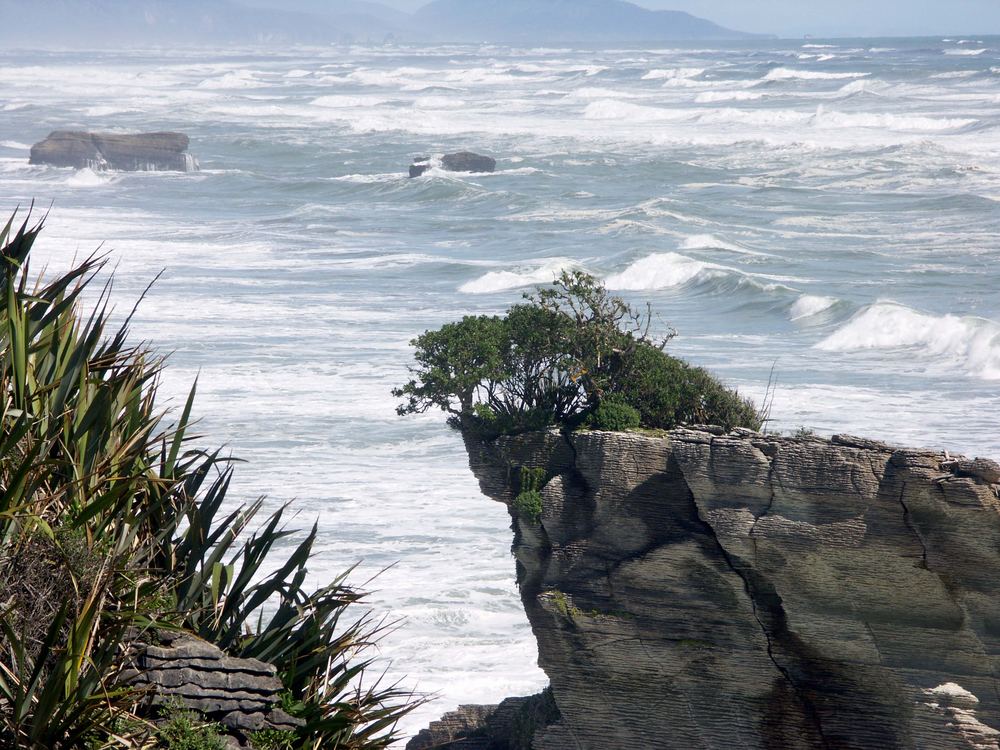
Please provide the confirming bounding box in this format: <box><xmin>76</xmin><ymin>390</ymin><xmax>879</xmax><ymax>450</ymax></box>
<box><xmin>1</xmin><ymin>37</ymin><xmax>999</xmax><ymax>737</ymax></box>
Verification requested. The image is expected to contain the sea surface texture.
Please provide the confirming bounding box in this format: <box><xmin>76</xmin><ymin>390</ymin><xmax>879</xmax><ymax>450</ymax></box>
<box><xmin>1</xmin><ymin>37</ymin><xmax>999</xmax><ymax>738</ymax></box>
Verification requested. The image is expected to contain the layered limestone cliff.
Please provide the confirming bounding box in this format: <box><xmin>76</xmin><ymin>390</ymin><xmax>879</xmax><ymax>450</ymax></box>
<box><xmin>446</xmin><ymin>426</ymin><xmax>1000</xmax><ymax>749</ymax></box>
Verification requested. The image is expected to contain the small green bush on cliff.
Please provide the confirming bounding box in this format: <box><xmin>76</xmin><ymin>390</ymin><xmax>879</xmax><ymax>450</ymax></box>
<box><xmin>0</xmin><ymin>210</ymin><xmax>418</xmax><ymax>749</ymax></box>
<box><xmin>586</xmin><ymin>394</ymin><xmax>641</xmax><ymax>431</ymax></box>
<box><xmin>394</xmin><ymin>271</ymin><xmax>761</xmax><ymax>436</ymax></box>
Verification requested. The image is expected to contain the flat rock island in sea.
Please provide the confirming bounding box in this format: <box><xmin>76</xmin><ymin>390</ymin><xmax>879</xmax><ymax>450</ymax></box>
<box><xmin>29</xmin><ymin>131</ymin><xmax>197</xmax><ymax>172</ymax></box>
<box><xmin>409</xmin><ymin>151</ymin><xmax>497</xmax><ymax>177</ymax></box>
<box><xmin>414</xmin><ymin>426</ymin><xmax>1000</xmax><ymax>749</ymax></box>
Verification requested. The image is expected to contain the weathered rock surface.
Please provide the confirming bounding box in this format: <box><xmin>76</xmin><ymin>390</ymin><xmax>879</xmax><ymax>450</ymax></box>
<box><xmin>451</xmin><ymin>426</ymin><xmax>1000</xmax><ymax>749</ymax></box>
<box><xmin>409</xmin><ymin>151</ymin><xmax>497</xmax><ymax>177</ymax></box>
<box><xmin>29</xmin><ymin>130</ymin><xmax>196</xmax><ymax>171</ymax></box>
<box><xmin>126</xmin><ymin>630</ymin><xmax>302</xmax><ymax>747</ymax></box>
<box><xmin>407</xmin><ymin>691</ymin><xmax>558</xmax><ymax>750</ymax></box>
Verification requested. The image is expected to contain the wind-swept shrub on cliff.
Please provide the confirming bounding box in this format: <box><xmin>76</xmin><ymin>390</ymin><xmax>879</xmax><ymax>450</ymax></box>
<box><xmin>0</xmin><ymin>210</ymin><xmax>417</xmax><ymax>749</ymax></box>
<box><xmin>394</xmin><ymin>271</ymin><xmax>760</xmax><ymax>436</ymax></box>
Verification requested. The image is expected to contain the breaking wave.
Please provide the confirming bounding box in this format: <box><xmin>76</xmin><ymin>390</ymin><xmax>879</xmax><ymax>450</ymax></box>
<box><xmin>763</xmin><ymin>68</ymin><xmax>870</xmax><ymax>82</ymax></box>
<box><xmin>816</xmin><ymin>302</ymin><xmax>1000</xmax><ymax>379</ymax></box>
<box><xmin>459</xmin><ymin>258</ymin><xmax>579</xmax><ymax>294</ymax></box>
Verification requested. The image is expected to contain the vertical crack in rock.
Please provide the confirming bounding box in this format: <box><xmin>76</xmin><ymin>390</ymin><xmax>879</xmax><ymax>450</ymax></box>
<box><xmin>677</xmin><ymin>449</ymin><xmax>832</xmax><ymax>749</ymax></box>
<box><xmin>895</xmin><ymin>481</ymin><xmax>929</xmax><ymax>571</ymax></box>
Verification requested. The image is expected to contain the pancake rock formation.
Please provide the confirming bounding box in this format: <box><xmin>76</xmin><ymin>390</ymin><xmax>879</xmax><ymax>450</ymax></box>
<box><xmin>123</xmin><ymin>630</ymin><xmax>303</xmax><ymax>749</ymax></box>
<box><xmin>420</xmin><ymin>426</ymin><xmax>1000</xmax><ymax>749</ymax></box>
<box><xmin>409</xmin><ymin>151</ymin><xmax>497</xmax><ymax>177</ymax></box>
<box><xmin>29</xmin><ymin>130</ymin><xmax>197</xmax><ymax>172</ymax></box>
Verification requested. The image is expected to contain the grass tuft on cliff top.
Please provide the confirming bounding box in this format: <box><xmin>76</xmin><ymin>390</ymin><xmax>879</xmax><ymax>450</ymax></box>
<box><xmin>394</xmin><ymin>270</ymin><xmax>761</xmax><ymax>438</ymax></box>
<box><xmin>0</xmin><ymin>208</ymin><xmax>419</xmax><ymax>749</ymax></box>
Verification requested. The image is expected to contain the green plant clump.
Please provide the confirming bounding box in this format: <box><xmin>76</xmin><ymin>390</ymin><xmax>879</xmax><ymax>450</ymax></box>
<box><xmin>513</xmin><ymin>490</ymin><xmax>543</xmax><ymax>521</ymax></box>
<box><xmin>394</xmin><ymin>270</ymin><xmax>761</xmax><ymax>437</ymax></box>
<box><xmin>157</xmin><ymin>702</ymin><xmax>227</xmax><ymax>750</ymax></box>
<box><xmin>586</xmin><ymin>394</ymin><xmax>640</xmax><ymax>431</ymax></box>
<box><xmin>249</xmin><ymin>728</ymin><xmax>297</xmax><ymax>750</ymax></box>
<box><xmin>0</xmin><ymin>209</ymin><xmax>419</xmax><ymax>748</ymax></box>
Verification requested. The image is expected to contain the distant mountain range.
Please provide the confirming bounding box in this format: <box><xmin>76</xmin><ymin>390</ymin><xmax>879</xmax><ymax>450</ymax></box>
<box><xmin>0</xmin><ymin>0</ymin><xmax>763</xmax><ymax>47</ymax></box>
<box><xmin>414</xmin><ymin>0</ymin><xmax>759</xmax><ymax>43</ymax></box>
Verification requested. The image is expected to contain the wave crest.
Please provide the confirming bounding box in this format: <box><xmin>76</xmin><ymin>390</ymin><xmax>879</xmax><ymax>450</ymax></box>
<box><xmin>816</xmin><ymin>302</ymin><xmax>1000</xmax><ymax>379</ymax></box>
<box><xmin>459</xmin><ymin>258</ymin><xmax>578</xmax><ymax>294</ymax></box>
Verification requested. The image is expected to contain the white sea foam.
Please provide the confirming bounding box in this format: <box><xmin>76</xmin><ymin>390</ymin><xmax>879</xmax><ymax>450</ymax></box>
<box><xmin>802</xmin><ymin>44</ymin><xmax>838</xmax><ymax>49</ymax></box>
<box><xmin>605</xmin><ymin>252</ymin><xmax>727</xmax><ymax>290</ymax></box>
<box><xmin>459</xmin><ymin>258</ymin><xmax>578</xmax><ymax>294</ymax></box>
<box><xmin>332</xmin><ymin>172</ymin><xmax>405</xmax><ymax>183</ymax></box>
<box><xmin>813</xmin><ymin>109</ymin><xmax>976</xmax><ymax>132</ymax></box>
<box><xmin>930</xmin><ymin>70</ymin><xmax>978</xmax><ymax>79</ymax></box>
<box><xmin>583</xmin><ymin>100</ymin><xmax>688</xmax><ymax>122</ymax></box>
<box><xmin>790</xmin><ymin>295</ymin><xmax>838</xmax><ymax>320</ymax></box>
<box><xmin>816</xmin><ymin>302</ymin><xmax>1000</xmax><ymax>379</ymax></box>
<box><xmin>680</xmin><ymin>234</ymin><xmax>754</xmax><ymax>254</ymax></box>
<box><xmin>313</xmin><ymin>94</ymin><xmax>390</xmax><ymax>108</ymax></box>
<box><xmin>695</xmin><ymin>91</ymin><xmax>764</xmax><ymax>103</ymax></box>
<box><xmin>64</xmin><ymin>168</ymin><xmax>113</xmax><ymax>187</ymax></box>
<box><xmin>836</xmin><ymin>79</ymin><xmax>885</xmax><ymax>96</ymax></box>
<box><xmin>0</xmin><ymin>140</ymin><xmax>30</xmax><ymax>149</ymax></box>
<box><xmin>197</xmin><ymin>70</ymin><xmax>260</xmax><ymax>89</ymax></box>
<box><xmin>764</xmin><ymin>68</ymin><xmax>870</xmax><ymax>82</ymax></box>
<box><xmin>945</xmin><ymin>48</ymin><xmax>987</xmax><ymax>56</ymax></box>
<box><xmin>642</xmin><ymin>67</ymin><xmax>704</xmax><ymax>81</ymax></box>
<box><xmin>698</xmin><ymin>108</ymin><xmax>813</xmax><ymax>127</ymax></box>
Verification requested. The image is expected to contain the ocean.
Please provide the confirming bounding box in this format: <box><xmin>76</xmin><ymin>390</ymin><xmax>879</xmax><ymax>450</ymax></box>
<box><xmin>1</xmin><ymin>36</ymin><xmax>999</xmax><ymax>739</ymax></box>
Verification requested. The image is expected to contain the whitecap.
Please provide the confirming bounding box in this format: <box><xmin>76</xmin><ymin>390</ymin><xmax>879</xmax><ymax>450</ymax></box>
<box><xmin>695</xmin><ymin>91</ymin><xmax>763</xmax><ymax>103</ymax></box>
<box><xmin>459</xmin><ymin>258</ymin><xmax>578</xmax><ymax>294</ymax></box>
<box><xmin>816</xmin><ymin>302</ymin><xmax>1000</xmax><ymax>379</ymax></box>
<box><xmin>0</xmin><ymin>140</ymin><xmax>30</xmax><ymax>149</ymax></box>
<box><xmin>313</xmin><ymin>94</ymin><xmax>390</xmax><ymax>108</ymax></box>
<box><xmin>64</xmin><ymin>168</ymin><xmax>113</xmax><ymax>187</ymax></box>
<box><xmin>680</xmin><ymin>234</ymin><xmax>763</xmax><ymax>255</ymax></box>
<box><xmin>814</xmin><ymin>109</ymin><xmax>976</xmax><ymax>132</ymax></box>
<box><xmin>605</xmin><ymin>252</ymin><xmax>727</xmax><ymax>290</ymax></box>
<box><xmin>196</xmin><ymin>70</ymin><xmax>260</xmax><ymax>89</ymax></box>
<box><xmin>332</xmin><ymin>172</ymin><xmax>406</xmax><ymax>183</ymax></box>
<box><xmin>790</xmin><ymin>295</ymin><xmax>838</xmax><ymax>320</ymax></box>
<box><xmin>930</xmin><ymin>70</ymin><xmax>978</xmax><ymax>79</ymax></box>
<box><xmin>945</xmin><ymin>48</ymin><xmax>987</xmax><ymax>56</ymax></box>
<box><xmin>642</xmin><ymin>67</ymin><xmax>704</xmax><ymax>81</ymax></box>
<box><xmin>763</xmin><ymin>68</ymin><xmax>870</xmax><ymax>82</ymax></box>
<box><xmin>583</xmin><ymin>100</ymin><xmax>688</xmax><ymax>122</ymax></box>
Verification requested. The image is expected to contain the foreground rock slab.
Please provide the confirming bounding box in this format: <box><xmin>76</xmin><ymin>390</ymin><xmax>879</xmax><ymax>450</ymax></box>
<box><xmin>407</xmin><ymin>691</ymin><xmax>558</xmax><ymax>750</ymax></box>
<box><xmin>409</xmin><ymin>151</ymin><xmax>497</xmax><ymax>177</ymax></box>
<box><xmin>124</xmin><ymin>630</ymin><xmax>302</xmax><ymax>748</ymax></box>
<box><xmin>441</xmin><ymin>426</ymin><xmax>1000</xmax><ymax>749</ymax></box>
<box><xmin>29</xmin><ymin>130</ymin><xmax>197</xmax><ymax>171</ymax></box>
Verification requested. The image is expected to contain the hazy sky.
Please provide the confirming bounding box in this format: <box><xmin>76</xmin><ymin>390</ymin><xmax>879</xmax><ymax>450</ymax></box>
<box><xmin>380</xmin><ymin>0</ymin><xmax>1000</xmax><ymax>38</ymax></box>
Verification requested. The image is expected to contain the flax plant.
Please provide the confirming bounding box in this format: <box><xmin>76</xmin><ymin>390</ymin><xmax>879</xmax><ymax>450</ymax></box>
<box><xmin>0</xmin><ymin>209</ymin><xmax>417</xmax><ymax>749</ymax></box>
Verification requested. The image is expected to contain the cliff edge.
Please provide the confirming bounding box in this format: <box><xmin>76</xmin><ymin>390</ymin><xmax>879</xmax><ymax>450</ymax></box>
<box><xmin>435</xmin><ymin>426</ymin><xmax>1000</xmax><ymax>749</ymax></box>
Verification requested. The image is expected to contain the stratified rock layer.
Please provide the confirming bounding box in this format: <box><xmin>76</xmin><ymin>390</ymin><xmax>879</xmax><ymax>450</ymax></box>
<box><xmin>460</xmin><ymin>427</ymin><xmax>1000</xmax><ymax>750</ymax></box>
<box><xmin>29</xmin><ymin>130</ymin><xmax>196</xmax><ymax>171</ymax></box>
<box><xmin>124</xmin><ymin>630</ymin><xmax>302</xmax><ymax>747</ymax></box>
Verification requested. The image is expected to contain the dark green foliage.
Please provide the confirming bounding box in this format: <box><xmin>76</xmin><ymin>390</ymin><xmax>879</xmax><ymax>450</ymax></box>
<box><xmin>395</xmin><ymin>271</ymin><xmax>761</xmax><ymax>435</ymax></box>
<box><xmin>249</xmin><ymin>728</ymin><xmax>296</xmax><ymax>750</ymax></box>
<box><xmin>157</xmin><ymin>702</ymin><xmax>226</xmax><ymax>750</ymax></box>
<box><xmin>513</xmin><ymin>490</ymin><xmax>543</xmax><ymax>521</ymax></box>
<box><xmin>586</xmin><ymin>394</ymin><xmax>641</xmax><ymax>431</ymax></box>
<box><xmin>614</xmin><ymin>343</ymin><xmax>761</xmax><ymax>431</ymax></box>
<box><xmin>512</xmin><ymin>467</ymin><xmax>547</xmax><ymax>521</ymax></box>
<box><xmin>0</xmin><ymin>209</ymin><xmax>420</xmax><ymax>749</ymax></box>
<box><xmin>518</xmin><ymin>466</ymin><xmax>547</xmax><ymax>494</ymax></box>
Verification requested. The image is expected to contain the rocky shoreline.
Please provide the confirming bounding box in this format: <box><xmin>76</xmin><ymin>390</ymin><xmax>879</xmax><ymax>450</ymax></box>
<box><xmin>413</xmin><ymin>426</ymin><xmax>1000</xmax><ymax>749</ymax></box>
